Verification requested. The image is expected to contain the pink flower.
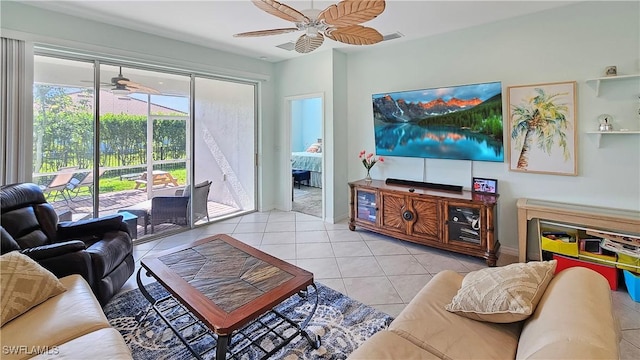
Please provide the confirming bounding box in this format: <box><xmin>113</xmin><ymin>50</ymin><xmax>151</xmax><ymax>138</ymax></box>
<box><xmin>358</xmin><ymin>150</ymin><xmax>383</xmax><ymax>172</ymax></box>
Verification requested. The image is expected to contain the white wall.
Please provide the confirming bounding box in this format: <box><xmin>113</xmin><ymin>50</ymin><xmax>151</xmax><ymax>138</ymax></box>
<box><xmin>274</xmin><ymin>50</ymin><xmax>331</xmax><ymax>213</ymax></box>
<box><xmin>274</xmin><ymin>49</ymin><xmax>349</xmax><ymax>222</ymax></box>
<box><xmin>0</xmin><ymin>2</ymin><xmax>273</xmax><ymax>79</ymax></box>
<box><xmin>291</xmin><ymin>98</ymin><xmax>322</xmax><ymax>152</ymax></box>
<box><xmin>331</xmin><ymin>50</ymin><xmax>349</xmax><ymax>221</ymax></box>
<box><xmin>346</xmin><ymin>1</ymin><xmax>640</xmax><ymax>252</ymax></box>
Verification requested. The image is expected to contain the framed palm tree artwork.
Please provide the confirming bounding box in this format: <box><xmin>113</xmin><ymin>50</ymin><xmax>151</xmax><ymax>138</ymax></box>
<box><xmin>507</xmin><ymin>81</ymin><xmax>577</xmax><ymax>176</ymax></box>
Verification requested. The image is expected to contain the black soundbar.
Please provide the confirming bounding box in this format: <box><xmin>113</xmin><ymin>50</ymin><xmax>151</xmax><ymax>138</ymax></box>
<box><xmin>385</xmin><ymin>178</ymin><xmax>463</xmax><ymax>192</ymax></box>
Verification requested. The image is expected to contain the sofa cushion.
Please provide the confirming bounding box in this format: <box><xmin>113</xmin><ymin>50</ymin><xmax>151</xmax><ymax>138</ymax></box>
<box><xmin>348</xmin><ymin>330</ymin><xmax>441</xmax><ymax>359</ymax></box>
<box><xmin>445</xmin><ymin>260</ymin><xmax>557</xmax><ymax>323</ymax></box>
<box><xmin>390</xmin><ymin>270</ymin><xmax>522</xmax><ymax>359</ymax></box>
<box><xmin>0</xmin><ymin>251</ymin><xmax>66</xmax><ymax>326</ymax></box>
<box><xmin>0</xmin><ymin>275</ymin><xmax>111</xmax><ymax>360</ymax></box>
<box><xmin>516</xmin><ymin>267</ymin><xmax>620</xmax><ymax>359</ymax></box>
<box><xmin>86</xmin><ymin>231</ymin><xmax>133</xmax><ymax>279</ymax></box>
<box><xmin>2</xmin><ymin>206</ymin><xmax>51</xmax><ymax>249</ymax></box>
<box><xmin>1</xmin><ymin>226</ymin><xmax>21</xmax><ymax>254</ymax></box>
<box><xmin>29</xmin><ymin>328</ymin><xmax>132</xmax><ymax>360</ymax></box>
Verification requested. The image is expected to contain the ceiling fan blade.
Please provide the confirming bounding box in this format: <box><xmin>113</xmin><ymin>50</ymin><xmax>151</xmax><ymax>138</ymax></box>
<box><xmin>319</xmin><ymin>0</ymin><xmax>385</xmax><ymax>27</ymax></box>
<box><xmin>251</xmin><ymin>0</ymin><xmax>308</xmax><ymax>23</ymax></box>
<box><xmin>325</xmin><ymin>25</ymin><xmax>383</xmax><ymax>45</ymax></box>
<box><xmin>295</xmin><ymin>33</ymin><xmax>325</xmax><ymax>53</ymax></box>
<box><xmin>127</xmin><ymin>85</ymin><xmax>161</xmax><ymax>95</ymax></box>
<box><xmin>118</xmin><ymin>80</ymin><xmax>161</xmax><ymax>95</ymax></box>
<box><xmin>234</xmin><ymin>28</ymin><xmax>299</xmax><ymax>37</ymax></box>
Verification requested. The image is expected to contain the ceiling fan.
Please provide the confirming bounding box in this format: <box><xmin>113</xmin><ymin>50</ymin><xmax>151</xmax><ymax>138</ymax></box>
<box><xmin>108</xmin><ymin>67</ymin><xmax>160</xmax><ymax>95</ymax></box>
<box><xmin>234</xmin><ymin>0</ymin><xmax>386</xmax><ymax>54</ymax></box>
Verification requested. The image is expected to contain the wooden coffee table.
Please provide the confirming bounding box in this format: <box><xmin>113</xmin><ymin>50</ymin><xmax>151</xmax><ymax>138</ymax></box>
<box><xmin>137</xmin><ymin>234</ymin><xmax>320</xmax><ymax>359</ymax></box>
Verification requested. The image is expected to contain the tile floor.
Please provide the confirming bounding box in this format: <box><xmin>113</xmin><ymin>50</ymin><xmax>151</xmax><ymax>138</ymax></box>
<box><xmin>121</xmin><ymin>210</ymin><xmax>640</xmax><ymax>358</ymax></box>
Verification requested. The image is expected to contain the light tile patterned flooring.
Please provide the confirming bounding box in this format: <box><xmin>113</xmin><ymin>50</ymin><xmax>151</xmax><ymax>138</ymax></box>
<box><xmin>122</xmin><ymin>210</ymin><xmax>640</xmax><ymax>358</ymax></box>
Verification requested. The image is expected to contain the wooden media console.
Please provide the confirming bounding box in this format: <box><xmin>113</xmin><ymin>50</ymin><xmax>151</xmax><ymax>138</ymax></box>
<box><xmin>348</xmin><ymin>179</ymin><xmax>500</xmax><ymax>266</ymax></box>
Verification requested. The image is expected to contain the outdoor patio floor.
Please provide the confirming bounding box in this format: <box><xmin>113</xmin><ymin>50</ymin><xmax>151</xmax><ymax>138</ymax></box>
<box><xmin>51</xmin><ymin>187</ymin><xmax>242</xmax><ymax>239</ymax></box>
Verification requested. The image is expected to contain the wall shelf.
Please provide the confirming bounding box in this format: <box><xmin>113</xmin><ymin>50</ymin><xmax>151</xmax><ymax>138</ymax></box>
<box><xmin>585</xmin><ymin>74</ymin><xmax>640</xmax><ymax>96</ymax></box>
<box><xmin>586</xmin><ymin>130</ymin><xmax>640</xmax><ymax>148</ymax></box>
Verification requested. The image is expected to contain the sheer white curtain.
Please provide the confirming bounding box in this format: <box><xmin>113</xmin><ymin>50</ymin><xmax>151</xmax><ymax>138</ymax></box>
<box><xmin>1</xmin><ymin>37</ymin><xmax>32</xmax><ymax>185</ymax></box>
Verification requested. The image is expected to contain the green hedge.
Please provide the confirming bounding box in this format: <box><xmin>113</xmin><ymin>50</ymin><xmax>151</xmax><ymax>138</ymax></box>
<box><xmin>34</xmin><ymin>90</ymin><xmax>186</xmax><ymax>173</ymax></box>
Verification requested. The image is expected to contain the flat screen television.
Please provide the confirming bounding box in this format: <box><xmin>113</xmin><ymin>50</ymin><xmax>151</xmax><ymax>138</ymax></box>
<box><xmin>372</xmin><ymin>81</ymin><xmax>503</xmax><ymax>162</ymax></box>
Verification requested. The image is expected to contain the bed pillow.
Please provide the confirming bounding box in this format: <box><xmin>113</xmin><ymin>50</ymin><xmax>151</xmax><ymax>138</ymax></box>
<box><xmin>306</xmin><ymin>143</ymin><xmax>322</xmax><ymax>153</ymax></box>
<box><xmin>1</xmin><ymin>251</ymin><xmax>66</xmax><ymax>326</ymax></box>
<box><xmin>445</xmin><ymin>260</ymin><xmax>557</xmax><ymax>323</ymax></box>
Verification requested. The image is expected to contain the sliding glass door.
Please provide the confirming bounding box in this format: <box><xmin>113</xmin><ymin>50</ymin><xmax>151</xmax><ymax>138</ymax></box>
<box><xmin>96</xmin><ymin>64</ymin><xmax>191</xmax><ymax>237</ymax></box>
<box><xmin>32</xmin><ymin>55</ymin><xmax>96</xmax><ymax>218</ymax></box>
<box><xmin>193</xmin><ymin>77</ymin><xmax>256</xmax><ymax>219</ymax></box>
<box><xmin>33</xmin><ymin>53</ymin><xmax>257</xmax><ymax>240</ymax></box>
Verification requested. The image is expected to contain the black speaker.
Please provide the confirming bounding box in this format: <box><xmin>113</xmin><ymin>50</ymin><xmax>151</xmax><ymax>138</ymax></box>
<box><xmin>385</xmin><ymin>178</ymin><xmax>463</xmax><ymax>192</ymax></box>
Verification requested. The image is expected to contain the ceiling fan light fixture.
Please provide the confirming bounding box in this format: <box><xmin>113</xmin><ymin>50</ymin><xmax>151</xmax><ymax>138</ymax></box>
<box><xmin>307</xmin><ymin>27</ymin><xmax>319</xmax><ymax>38</ymax></box>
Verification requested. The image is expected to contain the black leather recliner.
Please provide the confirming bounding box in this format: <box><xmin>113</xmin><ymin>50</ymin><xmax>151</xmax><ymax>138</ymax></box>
<box><xmin>0</xmin><ymin>182</ymin><xmax>135</xmax><ymax>305</ymax></box>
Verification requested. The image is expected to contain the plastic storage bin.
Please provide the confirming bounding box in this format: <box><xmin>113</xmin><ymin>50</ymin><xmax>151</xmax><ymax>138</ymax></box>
<box><xmin>542</xmin><ymin>236</ymin><xmax>578</xmax><ymax>257</ymax></box>
<box><xmin>617</xmin><ymin>253</ymin><xmax>640</xmax><ymax>272</ymax></box>
<box><xmin>623</xmin><ymin>270</ymin><xmax>640</xmax><ymax>302</ymax></box>
<box><xmin>579</xmin><ymin>251</ymin><xmax>616</xmax><ymax>266</ymax></box>
<box><xmin>553</xmin><ymin>254</ymin><xmax>618</xmax><ymax>290</ymax></box>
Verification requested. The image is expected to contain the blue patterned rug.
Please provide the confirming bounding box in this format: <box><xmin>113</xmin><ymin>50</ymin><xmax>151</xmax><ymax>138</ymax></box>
<box><xmin>103</xmin><ymin>282</ymin><xmax>392</xmax><ymax>359</ymax></box>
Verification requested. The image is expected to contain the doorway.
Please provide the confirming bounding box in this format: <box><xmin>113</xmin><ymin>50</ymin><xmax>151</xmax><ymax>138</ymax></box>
<box><xmin>287</xmin><ymin>94</ymin><xmax>323</xmax><ymax>218</ymax></box>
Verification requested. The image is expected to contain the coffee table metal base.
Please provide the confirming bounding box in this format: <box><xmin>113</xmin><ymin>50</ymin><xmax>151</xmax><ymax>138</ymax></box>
<box><xmin>136</xmin><ymin>269</ymin><xmax>320</xmax><ymax>359</ymax></box>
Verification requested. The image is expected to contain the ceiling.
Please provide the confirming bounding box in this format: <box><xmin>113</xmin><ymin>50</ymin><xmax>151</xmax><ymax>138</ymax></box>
<box><xmin>23</xmin><ymin>0</ymin><xmax>577</xmax><ymax>63</ymax></box>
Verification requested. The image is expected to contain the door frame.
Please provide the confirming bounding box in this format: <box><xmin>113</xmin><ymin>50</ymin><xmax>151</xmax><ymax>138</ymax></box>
<box><xmin>283</xmin><ymin>93</ymin><xmax>324</xmax><ymax>219</ymax></box>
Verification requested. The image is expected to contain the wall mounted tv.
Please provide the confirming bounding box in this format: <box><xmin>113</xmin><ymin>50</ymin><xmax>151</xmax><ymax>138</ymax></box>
<box><xmin>372</xmin><ymin>81</ymin><xmax>503</xmax><ymax>162</ymax></box>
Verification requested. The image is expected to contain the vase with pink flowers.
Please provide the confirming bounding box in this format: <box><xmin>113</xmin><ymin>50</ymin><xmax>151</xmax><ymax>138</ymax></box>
<box><xmin>359</xmin><ymin>150</ymin><xmax>383</xmax><ymax>181</ymax></box>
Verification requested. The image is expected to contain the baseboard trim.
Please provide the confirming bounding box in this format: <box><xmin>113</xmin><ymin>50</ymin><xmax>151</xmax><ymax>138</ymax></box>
<box><xmin>332</xmin><ymin>213</ymin><xmax>349</xmax><ymax>224</ymax></box>
<box><xmin>500</xmin><ymin>245</ymin><xmax>519</xmax><ymax>257</ymax></box>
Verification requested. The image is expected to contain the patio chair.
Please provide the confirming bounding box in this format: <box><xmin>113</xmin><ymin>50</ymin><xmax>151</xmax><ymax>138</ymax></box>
<box><xmin>118</xmin><ymin>180</ymin><xmax>212</xmax><ymax>234</ymax></box>
<box><xmin>66</xmin><ymin>167</ymin><xmax>107</xmax><ymax>200</ymax></box>
<box><xmin>150</xmin><ymin>180</ymin><xmax>212</xmax><ymax>233</ymax></box>
<box><xmin>39</xmin><ymin>166</ymin><xmax>78</xmax><ymax>203</ymax></box>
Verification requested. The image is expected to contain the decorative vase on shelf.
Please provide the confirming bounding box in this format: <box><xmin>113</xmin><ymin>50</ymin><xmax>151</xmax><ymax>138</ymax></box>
<box><xmin>365</xmin><ymin>169</ymin><xmax>372</xmax><ymax>182</ymax></box>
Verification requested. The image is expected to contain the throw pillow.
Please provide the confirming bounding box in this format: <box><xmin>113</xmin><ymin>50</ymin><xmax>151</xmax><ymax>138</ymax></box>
<box><xmin>306</xmin><ymin>143</ymin><xmax>322</xmax><ymax>153</ymax></box>
<box><xmin>0</xmin><ymin>251</ymin><xmax>66</xmax><ymax>326</ymax></box>
<box><xmin>445</xmin><ymin>260</ymin><xmax>557</xmax><ymax>323</ymax></box>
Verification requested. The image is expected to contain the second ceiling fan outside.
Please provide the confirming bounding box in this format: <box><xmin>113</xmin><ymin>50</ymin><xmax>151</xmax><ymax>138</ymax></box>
<box><xmin>110</xmin><ymin>67</ymin><xmax>161</xmax><ymax>95</ymax></box>
<box><xmin>234</xmin><ymin>0</ymin><xmax>386</xmax><ymax>54</ymax></box>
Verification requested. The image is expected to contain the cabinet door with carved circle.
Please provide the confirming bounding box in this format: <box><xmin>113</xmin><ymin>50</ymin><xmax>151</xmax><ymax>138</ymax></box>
<box><xmin>380</xmin><ymin>193</ymin><xmax>407</xmax><ymax>234</ymax></box>
<box><xmin>409</xmin><ymin>198</ymin><xmax>439</xmax><ymax>239</ymax></box>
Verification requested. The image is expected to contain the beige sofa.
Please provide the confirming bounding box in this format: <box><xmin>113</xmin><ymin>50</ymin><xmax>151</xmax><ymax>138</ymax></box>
<box><xmin>0</xmin><ymin>275</ymin><xmax>132</xmax><ymax>360</ymax></box>
<box><xmin>349</xmin><ymin>267</ymin><xmax>620</xmax><ymax>359</ymax></box>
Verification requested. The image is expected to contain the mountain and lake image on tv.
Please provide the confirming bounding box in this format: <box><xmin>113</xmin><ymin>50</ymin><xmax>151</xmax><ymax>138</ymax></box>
<box><xmin>372</xmin><ymin>81</ymin><xmax>503</xmax><ymax>162</ymax></box>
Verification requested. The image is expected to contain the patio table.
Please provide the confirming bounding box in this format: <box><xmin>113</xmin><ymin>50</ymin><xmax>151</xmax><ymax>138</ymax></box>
<box><xmin>134</xmin><ymin>170</ymin><xmax>179</xmax><ymax>189</ymax></box>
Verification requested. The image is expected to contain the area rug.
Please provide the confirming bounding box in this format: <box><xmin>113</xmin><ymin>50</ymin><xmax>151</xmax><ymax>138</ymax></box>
<box><xmin>104</xmin><ymin>281</ymin><xmax>392</xmax><ymax>359</ymax></box>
